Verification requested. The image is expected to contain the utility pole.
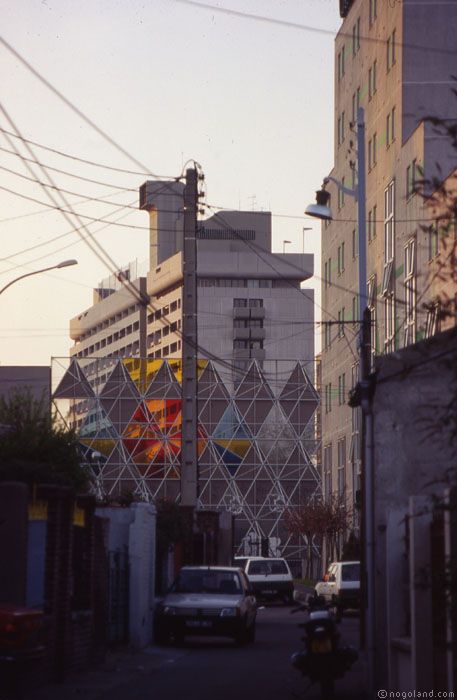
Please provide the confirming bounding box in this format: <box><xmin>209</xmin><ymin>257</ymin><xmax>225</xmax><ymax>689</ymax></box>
<box><xmin>181</xmin><ymin>168</ymin><xmax>199</xmax><ymax>507</ymax></box>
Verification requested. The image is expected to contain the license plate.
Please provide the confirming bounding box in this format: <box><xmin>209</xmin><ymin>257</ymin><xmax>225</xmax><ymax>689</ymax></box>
<box><xmin>261</xmin><ymin>590</ymin><xmax>277</xmax><ymax>595</ymax></box>
<box><xmin>185</xmin><ymin>620</ymin><xmax>212</xmax><ymax>628</ymax></box>
<box><xmin>311</xmin><ymin>638</ymin><xmax>332</xmax><ymax>654</ymax></box>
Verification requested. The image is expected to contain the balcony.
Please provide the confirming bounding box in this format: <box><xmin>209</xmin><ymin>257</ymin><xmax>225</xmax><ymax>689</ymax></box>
<box><xmin>233</xmin><ymin>307</ymin><xmax>266</xmax><ymax>320</ymax></box>
<box><xmin>233</xmin><ymin>327</ymin><xmax>266</xmax><ymax>341</ymax></box>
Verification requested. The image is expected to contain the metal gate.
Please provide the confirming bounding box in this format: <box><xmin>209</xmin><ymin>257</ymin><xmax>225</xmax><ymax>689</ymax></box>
<box><xmin>107</xmin><ymin>549</ymin><xmax>129</xmax><ymax>644</ymax></box>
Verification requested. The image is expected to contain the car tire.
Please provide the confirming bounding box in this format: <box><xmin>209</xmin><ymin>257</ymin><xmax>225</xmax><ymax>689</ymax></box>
<box><xmin>283</xmin><ymin>592</ymin><xmax>294</xmax><ymax>606</ymax></box>
<box><xmin>247</xmin><ymin>621</ymin><xmax>256</xmax><ymax>644</ymax></box>
<box><xmin>234</xmin><ymin>620</ymin><xmax>249</xmax><ymax>647</ymax></box>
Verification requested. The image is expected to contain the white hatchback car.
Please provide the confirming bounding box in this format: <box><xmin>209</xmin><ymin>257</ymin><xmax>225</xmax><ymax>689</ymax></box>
<box><xmin>315</xmin><ymin>561</ymin><xmax>360</xmax><ymax>615</ymax></box>
<box><xmin>154</xmin><ymin>566</ymin><xmax>257</xmax><ymax>646</ymax></box>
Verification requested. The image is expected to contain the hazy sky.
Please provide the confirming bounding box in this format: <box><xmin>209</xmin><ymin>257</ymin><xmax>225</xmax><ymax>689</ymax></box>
<box><xmin>1</xmin><ymin>0</ymin><xmax>341</xmax><ymax>366</ymax></box>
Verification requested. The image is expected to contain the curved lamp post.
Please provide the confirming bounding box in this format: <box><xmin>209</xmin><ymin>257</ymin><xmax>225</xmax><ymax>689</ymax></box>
<box><xmin>306</xmin><ymin>107</ymin><xmax>375</xmax><ymax>695</ymax></box>
<box><xmin>0</xmin><ymin>259</ymin><xmax>78</xmax><ymax>296</ymax></box>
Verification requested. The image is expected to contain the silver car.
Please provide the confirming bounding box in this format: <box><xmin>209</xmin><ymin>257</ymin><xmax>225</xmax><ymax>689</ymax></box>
<box><xmin>154</xmin><ymin>566</ymin><xmax>257</xmax><ymax>646</ymax></box>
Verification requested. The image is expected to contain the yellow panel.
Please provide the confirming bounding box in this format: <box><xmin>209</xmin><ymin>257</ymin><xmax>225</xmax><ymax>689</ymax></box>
<box><xmin>167</xmin><ymin>359</ymin><xmax>208</xmax><ymax>385</ymax></box>
<box><xmin>73</xmin><ymin>505</ymin><xmax>86</xmax><ymax>527</ymax></box>
<box><xmin>144</xmin><ymin>359</ymin><xmax>164</xmax><ymax>386</ymax></box>
<box><xmin>80</xmin><ymin>438</ymin><xmax>115</xmax><ymax>457</ymax></box>
<box><xmin>28</xmin><ymin>500</ymin><xmax>48</xmax><ymax>521</ymax></box>
<box><xmin>214</xmin><ymin>439</ymin><xmax>250</xmax><ymax>459</ymax></box>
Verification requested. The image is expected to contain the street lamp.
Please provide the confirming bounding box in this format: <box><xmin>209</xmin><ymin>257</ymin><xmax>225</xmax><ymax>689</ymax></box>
<box><xmin>0</xmin><ymin>259</ymin><xmax>78</xmax><ymax>296</ymax></box>
<box><xmin>305</xmin><ymin>107</ymin><xmax>375</xmax><ymax>694</ymax></box>
<box><xmin>282</xmin><ymin>240</ymin><xmax>291</xmax><ymax>253</ymax></box>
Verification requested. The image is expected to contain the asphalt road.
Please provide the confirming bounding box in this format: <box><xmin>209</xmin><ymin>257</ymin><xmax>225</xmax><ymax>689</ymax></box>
<box><xmin>100</xmin><ymin>606</ymin><xmax>366</xmax><ymax>700</ymax></box>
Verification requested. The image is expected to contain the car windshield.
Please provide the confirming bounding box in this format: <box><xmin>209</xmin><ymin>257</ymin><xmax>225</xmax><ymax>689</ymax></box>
<box><xmin>247</xmin><ymin>559</ymin><xmax>288</xmax><ymax>575</ymax></box>
<box><xmin>341</xmin><ymin>563</ymin><xmax>360</xmax><ymax>582</ymax></box>
<box><xmin>171</xmin><ymin>570</ymin><xmax>242</xmax><ymax>594</ymax></box>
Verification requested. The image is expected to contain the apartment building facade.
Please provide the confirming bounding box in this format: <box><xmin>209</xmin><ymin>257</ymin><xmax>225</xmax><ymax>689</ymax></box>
<box><xmin>321</xmin><ymin>0</ymin><xmax>457</xmax><ymax>511</ymax></box>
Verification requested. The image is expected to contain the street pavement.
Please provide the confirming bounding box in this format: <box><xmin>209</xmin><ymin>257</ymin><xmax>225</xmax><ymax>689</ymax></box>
<box><xmin>29</xmin><ymin>606</ymin><xmax>367</xmax><ymax>700</ymax></box>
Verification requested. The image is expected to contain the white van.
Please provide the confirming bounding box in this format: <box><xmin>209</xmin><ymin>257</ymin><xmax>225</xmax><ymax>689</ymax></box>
<box><xmin>236</xmin><ymin>557</ymin><xmax>294</xmax><ymax>604</ymax></box>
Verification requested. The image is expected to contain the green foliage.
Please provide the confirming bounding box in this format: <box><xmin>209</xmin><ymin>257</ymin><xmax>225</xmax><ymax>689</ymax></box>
<box><xmin>0</xmin><ymin>388</ymin><xmax>90</xmax><ymax>492</ymax></box>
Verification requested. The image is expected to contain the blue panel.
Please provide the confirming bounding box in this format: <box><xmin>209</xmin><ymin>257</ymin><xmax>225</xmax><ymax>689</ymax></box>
<box><xmin>26</xmin><ymin>520</ymin><xmax>47</xmax><ymax>608</ymax></box>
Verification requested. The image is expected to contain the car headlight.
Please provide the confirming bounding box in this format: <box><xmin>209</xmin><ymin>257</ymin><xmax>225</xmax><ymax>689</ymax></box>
<box><xmin>220</xmin><ymin>608</ymin><xmax>238</xmax><ymax>617</ymax></box>
<box><xmin>163</xmin><ymin>606</ymin><xmax>178</xmax><ymax>616</ymax></box>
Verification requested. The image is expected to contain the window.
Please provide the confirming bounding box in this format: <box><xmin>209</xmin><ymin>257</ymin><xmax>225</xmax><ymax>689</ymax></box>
<box><xmin>384</xmin><ymin>181</ymin><xmax>395</xmax><ymax>261</ymax></box>
<box><xmin>387</xmin><ymin>30</ymin><xmax>396</xmax><ymax>71</ymax></box>
<box><xmin>337</xmin><ymin>242</ymin><xmax>345</xmax><ymax>274</ymax></box>
<box><xmin>337</xmin><ymin>437</ymin><xmax>346</xmax><ymax>495</ymax></box>
<box><xmin>336</xmin><ymin>177</ymin><xmax>346</xmax><ymax>210</ymax></box>
<box><xmin>369</xmin><ymin>0</ymin><xmax>377</xmax><ymax>26</ymax></box>
<box><xmin>351</xmin><ymin>87</ymin><xmax>361</xmax><ymax>125</ymax></box>
<box><xmin>368</xmin><ymin>60</ymin><xmax>377</xmax><ymax>100</ymax></box>
<box><xmin>234</xmin><ymin>298</ymin><xmax>247</xmax><ymax>308</ymax></box>
<box><xmin>338</xmin><ymin>307</ymin><xmax>345</xmax><ymax>338</ymax></box>
<box><xmin>352</xmin><ymin>17</ymin><xmax>360</xmax><ymax>55</ymax></box>
<box><xmin>337</xmin><ymin>112</ymin><xmax>345</xmax><ymax>146</ymax></box>
<box><xmin>324</xmin><ymin>322</ymin><xmax>332</xmax><ymax>350</ymax></box>
<box><xmin>352</xmin><ymin>229</ymin><xmax>358</xmax><ymax>259</ymax></box>
<box><xmin>404</xmin><ymin>238</ymin><xmax>416</xmax><ymax>346</ymax></box>
<box><xmin>324</xmin><ymin>261</ymin><xmax>328</xmax><ymax>288</ymax></box>
<box><xmin>323</xmin><ymin>445</ymin><xmax>333</xmax><ymax>500</ymax></box>
<box><xmin>368</xmin><ymin>134</ymin><xmax>377</xmax><ymax>170</ymax></box>
<box><xmin>425</xmin><ymin>302</ymin><xmax>441</xmax><ymax>339</ymax></box>
<box><xmin>249</xmin><ymin>298</ymin><xmax>263</xmax><ymax>308</ymax></box>
<box><xmin>385</xmin><ymin>295</ymin><xmax>396</xmax><ymax>353</ymax></box>
<box><xmin>328</xmin><ymin>258</ymin><xmax>332</xmax><ymax>286</ymax></box>
<box><xmin>337</xmin><ymin>46</ymin><xmax>346</xmax><ymax>81</ymax></box>
<box><xmin>338</xmin><ymin>374</ymin><xmax>346</xmax><ymax>405</ymax></box>
<box><xmin>428</xmin><ymin>223</ymin><xmax>439</xmax><ymax>260</ymax></box>
<box><xmin>406</xmin><ymin>159</ymin><xmax>417</xmax><ymax>198</ymax></box>
<box><xmin>368</xmin><ymin>205</ymin><xmax>377</xmax><ymax>242</ymax></box>
<box><xmin>325</xmin><ymin>383</ymin><xmax>333</xmax><ymax>414</ymax></box>
<box><xmin>386</xmin><ymin>108</ymin><xmax>395</xmax><ymax>147</ymax></box>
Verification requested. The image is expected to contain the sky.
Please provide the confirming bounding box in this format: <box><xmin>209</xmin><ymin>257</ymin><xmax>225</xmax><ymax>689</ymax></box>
<box><xmin>1</xmin><ymin>0</ymin><xmax>342</xmax><ymax>366</ymax></box>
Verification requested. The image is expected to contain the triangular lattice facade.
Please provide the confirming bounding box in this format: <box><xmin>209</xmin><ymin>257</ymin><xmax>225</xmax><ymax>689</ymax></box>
<box><xmin>52</xmin><ymin>357</ymin><xmax>320</xmax><ymax>561</ymax></box>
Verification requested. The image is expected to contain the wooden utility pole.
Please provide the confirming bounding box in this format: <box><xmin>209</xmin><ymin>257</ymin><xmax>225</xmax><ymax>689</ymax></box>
<box><xmin>180</xmin><ymin>168</ymin><xmax>199</xmax><ymax>506</ymax></box>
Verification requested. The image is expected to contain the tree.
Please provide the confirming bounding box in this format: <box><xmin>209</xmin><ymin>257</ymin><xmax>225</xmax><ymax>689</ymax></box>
<box><xmin>284</xmin><ymin>495</ymin><xmax>352</xmax><ymax>577</ymax></box>
<box><xmin>0</xmin><ymin>388</ymin><xmax>90</xmax><ymax>492</ymax></box>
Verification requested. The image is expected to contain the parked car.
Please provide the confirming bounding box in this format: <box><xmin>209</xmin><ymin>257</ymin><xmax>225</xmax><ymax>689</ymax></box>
<box><xmin>237</xmin><ymin>557</ymin><xmax>295</xmax><ymax>604</ymax></box>
<box><xmin>154</xmin><ymin>566</ymin><xmax>257</xmax><ymax>646</ymax></box>
<box><xmin>314</xmin><ymin>561</ymin><xmax>360</xmax><ymax>616</ymax></box>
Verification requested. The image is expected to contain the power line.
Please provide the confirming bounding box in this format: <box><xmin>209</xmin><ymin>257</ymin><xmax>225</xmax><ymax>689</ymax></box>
<box><xmin>0</xmin><ymin>204</ymin><xmax>137</xmax><ymax>269</ymax></box>
<box><xmin>0</xmin><ymin>127</ymin><xmax>172</xmax><ymax>178</ymax></box>
<box><xmin>173</xmin><ymin>0</ymin><xmax>457</xmax><ymax>56</ymax></box>
<box><xmin>0</xmin><ymin>165</ymin><xmax>140</xmax><ymax>208</ymax></box>
<box><xmin>0</xmin><ymin>184</ymin><xmax>151</xmax><ymax>230</ymax></box>
<box><xmin>0</xmin><ymin>143</ymin><xmax>139</xmax><ymax>191</ymax></box>
<box><xmin>0</xmin><ymin>37</ymin><xmax>176</xmax><ymax>180</ymax></box>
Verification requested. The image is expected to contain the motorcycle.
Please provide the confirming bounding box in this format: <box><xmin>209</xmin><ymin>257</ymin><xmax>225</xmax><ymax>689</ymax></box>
<box><xmin>290</xmin><ymin>594</ymin><xmax>358</xmax><ymax>699</ymax></box>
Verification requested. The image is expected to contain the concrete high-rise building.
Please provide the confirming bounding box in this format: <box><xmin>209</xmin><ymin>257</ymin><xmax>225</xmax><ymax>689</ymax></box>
<box><xmin>57</xmin><ymin>181</ymin><xmax>319</xmax><ymax>563</ymax></box>
<box><xmin>321</xmin><ymin>0</ymin><xmax>457</xmax><ymax>516</ymax></box>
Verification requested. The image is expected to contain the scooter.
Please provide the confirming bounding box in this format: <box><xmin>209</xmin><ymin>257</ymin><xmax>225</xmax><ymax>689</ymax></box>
<box><xmin>290</xmin><ymin>594</ymin><xmax>358</xmax><ymax>699</ymax></box>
